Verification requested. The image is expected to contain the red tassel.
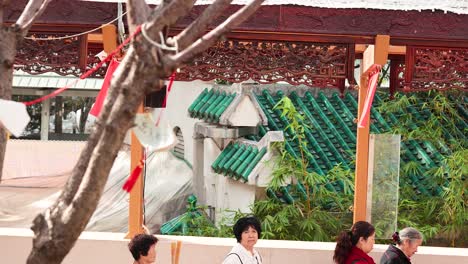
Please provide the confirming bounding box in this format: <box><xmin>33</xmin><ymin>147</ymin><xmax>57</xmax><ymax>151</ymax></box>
<box><xmin>122</xmin><ymin>159</ymin><xmax>144</xmax><ymax>192</ymax></box>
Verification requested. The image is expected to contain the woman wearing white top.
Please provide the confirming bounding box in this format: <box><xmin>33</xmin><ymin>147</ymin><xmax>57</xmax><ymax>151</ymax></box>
<box><xmin>222</xmin><ymin>216</ymin><xmax>263</xmax><ymax>264</ymax></box>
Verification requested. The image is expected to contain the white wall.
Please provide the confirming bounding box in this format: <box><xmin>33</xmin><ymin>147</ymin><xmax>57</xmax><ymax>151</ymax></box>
<box><xmin>160</xmin><ymin>80</ymin><xmax>214</xmax><ymax>166</ymax></box>
<box><xmin>1</xmin><ymin>228</ymin><xmax>467</xmax><ymax>264</ymax></box>
<box><xmin>204</xmin><ymin>138</ymin><xmax>221</xmax><ymax>209</ymax></box>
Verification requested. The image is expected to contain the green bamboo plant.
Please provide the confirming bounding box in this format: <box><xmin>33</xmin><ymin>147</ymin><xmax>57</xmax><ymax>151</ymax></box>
<box><xmin>378</xmin><ymin>90</ymin><xmax>467</xmax><ymax>247</ymax></box>
<box><xmin>251</xmin><ymin>96</ymin><xmax>354</xmax><ymax>241</ymax></box>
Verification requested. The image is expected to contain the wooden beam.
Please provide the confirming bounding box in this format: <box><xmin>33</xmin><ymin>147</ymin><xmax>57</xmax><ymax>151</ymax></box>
<box><xmin>87</xmin><ymin>33</ymin><xmax>103</xmax><ymax>44</ymax></box>
<box><xmin>353</xmin><ymin>35</ymin><xmax>389</xmax><ymax>223</ymax></box>
<box><xmin>101</xmin><ymin>24</ymin><xmax>117</xmax><ymax>53</ymax></box>
<box><xmin>355</xmin><ymin>44</ymin><xmax>405</xmax><ymax>55</ymax></box>
<box><xmin>388</xmin><ymin>45</ymin><xmax>405</xmax><ymax>55</ymax></box>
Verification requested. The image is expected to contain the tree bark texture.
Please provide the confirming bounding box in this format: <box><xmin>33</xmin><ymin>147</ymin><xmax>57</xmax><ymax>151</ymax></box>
<box><xmin>0</xmin><ymin>0</ymin><xmax>51</xmax><ymax>179</ymax></box>
<box><xmin>0</xmin><ymin>24</ymin><xmax>18</xmax><ymax>182</ymax></box>
<box><xmin>19</xmin><ymin>0</ymin><xmax>265</xmax><ymax>263</ymax></box>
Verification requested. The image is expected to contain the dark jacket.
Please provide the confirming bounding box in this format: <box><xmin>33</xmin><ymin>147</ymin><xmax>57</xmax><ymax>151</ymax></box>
<box><xmin>380</xmin><ymin>245</ymin><xmax>411</xmax><ymax>264</ymax></box>
<box><xmin>345</xmin><ymin>247</ymin><xmax>376</xmax><ymax>264</ymax></box>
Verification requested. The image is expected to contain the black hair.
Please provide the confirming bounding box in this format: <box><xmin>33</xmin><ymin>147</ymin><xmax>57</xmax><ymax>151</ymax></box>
<box><xmin>333</xmin><ymin>221</ymin><xmax>375</xmax><ymax>264</ymax></box>
<box><xmin>233</xmin><ymin>216</ymin><xmax>262</xmax><ymax>243</ymax></box>
<box><xmin>128</xmin><ymin>233</ymin><xmax>159</xmax><ymax>261</ymax></box>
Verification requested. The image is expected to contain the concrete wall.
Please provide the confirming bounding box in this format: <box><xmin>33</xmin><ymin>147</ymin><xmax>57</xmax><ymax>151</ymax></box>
<box><xmin>1</xmin><ymin>228</ymin><xmax>467</xmax><ymax>264</ymax></box>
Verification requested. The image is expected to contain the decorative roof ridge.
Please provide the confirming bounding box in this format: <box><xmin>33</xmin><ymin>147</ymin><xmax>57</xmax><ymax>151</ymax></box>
<box><xmin>188</xmin><ymin>84</ymin><xmax>268</xmax><ymax>126</ymax></box>
<box><xmin>246</xmin><ymin>83</ymin><xmax>358</xmax><ymax>98</ymax></box>
<box><xmin>236</xmin><ymin>130</ymin><xmax>284</xmax><ymax>150</ymax></box>
<box><xmin>219</xmin><ymin>86</ymin><xmax>268</xmax><ymax>126</ymax></box>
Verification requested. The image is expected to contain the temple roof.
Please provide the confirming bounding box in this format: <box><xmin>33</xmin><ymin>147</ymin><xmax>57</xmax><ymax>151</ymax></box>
<box><xmin>88</xmin><ymin>0</ymin><xmax>468</xmax><ymax>14</ymax></box>
<box><xmin>188</xmin><ymin>88</ymin><xmax>237</xmax><ymax>123</ymax></box>
<box><xmin>254</xmin><ymin>88</ymin><xmax>466</xmax><ymax>197</ymax></box>
<box><xmin>13</xmin><ymin>71</ymin><xmax>103</xmax><ymax>91</ymax></box>
<box><xmin>190</xmin><ymin>86</ymin><xmax>467</xmax><ymax>199</ymax></box>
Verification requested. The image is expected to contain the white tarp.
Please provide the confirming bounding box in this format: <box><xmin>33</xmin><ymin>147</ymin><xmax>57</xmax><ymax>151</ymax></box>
<box><xmin>0</xmin><ymin>146</ymin><xmax>193</xmax><ymax>233</ymax></box>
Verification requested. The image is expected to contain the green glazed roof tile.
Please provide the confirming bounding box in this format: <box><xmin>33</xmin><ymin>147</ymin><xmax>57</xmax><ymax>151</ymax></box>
<box><xmin>212</xmin><ymin>142</ymin><xmax>267</xmax><ymax>182</ymax></box>
<box><xmin>188</xmin><ymin>88</ymin><xmax>237</xmax><ymax>123</ymax></box>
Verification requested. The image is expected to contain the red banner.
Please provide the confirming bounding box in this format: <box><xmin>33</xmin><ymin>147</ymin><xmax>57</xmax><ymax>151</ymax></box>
<box><xmin>358</xmin><ymin>65</ymin><xmax>381</xmax><ymax>128</ymax></box>
<box><xmin>89</xmin><ymin>59</ymin><xmax>120</xmax><ymax>117</ymax></box>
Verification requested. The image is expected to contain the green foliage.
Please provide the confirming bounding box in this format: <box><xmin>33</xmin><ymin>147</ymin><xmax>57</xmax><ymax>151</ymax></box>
<box><xmin>181</xmin><ymin>209</ymin><xmax>242</xmax><ymax>238</ymax></box>
<box><xmin>378</xmin><ymin>90</ymin><xmax>467</xmax><ymax>247</ymax></box>
<box><xmin>249</xmin><ymin>96</ymin><xmax>354</xmax><ymax>241</ymax></box>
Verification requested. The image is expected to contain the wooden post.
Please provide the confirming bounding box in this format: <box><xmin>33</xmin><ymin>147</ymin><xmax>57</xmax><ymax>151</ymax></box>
<box><xmin>102</xmin><ymin>24</ymin><xmax>145</xmax><ymax>236</ymax></box>
<box><xmin>101</xmin><ymin>24</ymin><xmax>117</xmax><ymax>53</ymax></box>
<box><xmin>127</xmin><ymin>103</ymin><xmax>146</xmax><ymax>238</ymax></box>
<box><xmin>353</xmin><ymin>35</ymin><xmax>389</xmax><ymax>223</ymax></box>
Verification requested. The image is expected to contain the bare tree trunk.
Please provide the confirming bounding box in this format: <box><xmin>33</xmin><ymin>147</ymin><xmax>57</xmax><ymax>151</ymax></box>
<box><xmin>0</xmin><ymin>0</ymin><xmax>51</xmax><ymax>180</ymax></box>
<box><xmin>27</xmin><ymin>49</ymin><xmax>153</xmax><ymax>264</ymax></box>
<box><xmin>0</xmin><ymin>20</ymin><xmax>18</xmax><ymax>182</ymax></box>
<box><xmin>17</xmin><ymin>0</ymin><xmax>265</xmax><ymax>263</ymax></box>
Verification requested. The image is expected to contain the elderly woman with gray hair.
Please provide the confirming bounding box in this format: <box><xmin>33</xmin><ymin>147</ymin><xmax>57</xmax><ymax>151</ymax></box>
<box><xmin>380</xmin><ymin>227</ymin><xmax>423</xmax><ymax>264</ymax></box>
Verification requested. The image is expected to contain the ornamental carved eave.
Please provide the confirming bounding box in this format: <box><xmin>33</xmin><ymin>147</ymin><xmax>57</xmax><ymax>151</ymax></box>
<box><xmin>6</xmin><ymin>1</ymin><xmax>468</xmax><ymax>42</ymax></box>
<box><xmin>177</xmin><ymin>40</ymin><xmax>356</xmax><ymax>92</ymax></box>
<box><xmin>390</xmin><ymin>46</ymin><xmax>468</xmax><ymax>93</ymax></box>
<box><xmin>14</xmin><ymin>35</ymin><xmax>107</xmax><ymax>78</ymax></box>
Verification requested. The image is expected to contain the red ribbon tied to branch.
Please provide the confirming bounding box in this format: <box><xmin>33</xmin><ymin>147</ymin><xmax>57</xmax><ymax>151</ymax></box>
<box><xmin>358</xmin><ymin>64</ymin><xmax>382</xmax><ymax>128</ymax></box>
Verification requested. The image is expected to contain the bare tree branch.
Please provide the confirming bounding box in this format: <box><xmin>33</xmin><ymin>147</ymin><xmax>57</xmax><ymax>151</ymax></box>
<box><xmin>170</xmin><ymin>0</ymin><xmax>264</xmax><ymax>66</ymax></box>
<box><xmin>25</xmin><ymin>0</ymin><xmax>265</xmax><ymax>262</ymax></box>
<box><xmin>171</xmin><ymin>0</ymin><xmax>233</xmax><ymax>50</ymax></box>
<box><xmin>15</xmin><ymin>0</ymin><xmax>51</xmax><ymax>35</ymax></box>
<box><xmin>133</xmin><ymin>0</ymin><xmax>195</xmax><ymax>79</ymax></box>
<box><xmin>143</xmin><ymin>0</ymin><xmax>196</xmax><ymax>40</ymax></box>
<box><xmin>28</xmin><ymin>48</ymin><xmax>146</xmax><ymax>264</ymax></box>
<box><xmin>127</xmin><ymin>0</ymin><xmax>150</xmax><ymax>34</ymax></box>
<box><xmin>58</xmin><ymin>51</ymin><xmax>136</xmax><ymax>206</ymax></box>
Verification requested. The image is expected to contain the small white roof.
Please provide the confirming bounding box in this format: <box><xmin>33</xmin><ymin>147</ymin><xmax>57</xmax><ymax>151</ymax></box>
<box><xmin>13</xmin><ymin>70</ymin><xmax>104</xmax><ymax>91</ymax></box>
<box><xmin>85</xmin><ymin>0</ymin><xmax>468</xmax><ymax>14</ymax></box>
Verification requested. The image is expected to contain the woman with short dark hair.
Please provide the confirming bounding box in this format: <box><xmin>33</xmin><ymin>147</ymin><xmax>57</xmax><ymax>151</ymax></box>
<box><xmin>380</xmin><ymin>227</ymin><xmax>423</xmax><ymax>264</ymax></box>
<box><xmin>222</xmin><ymin>216</ymin><xmax>263</xmax><ymax>264</ymax></box>
<box><xmin>128</xmin><ymin>233</ymin><xmax>159</xmax><ymax>264</ymax></box>
<box><xmin>333</xmin><ymin>221</ymin><xmax>376</xmax><ymax>264</ymax></box>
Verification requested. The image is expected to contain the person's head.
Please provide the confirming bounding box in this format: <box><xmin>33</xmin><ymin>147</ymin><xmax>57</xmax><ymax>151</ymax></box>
<box><xmin>333</xmin><ymin>221</ymin><xmax>375</xmax><ymax>264</ymax></box>
<box><xmin>233</xmin><ymin>216</ymin><xmax>262</xmax><ymax>251</ymax></box>
<box><xmin>128</xmin><ymin>234</ymin><xmax>159</xmax><ymax>263</ymax></box>
<box><xmin>392</xmin><ymin>227</ymin><xmax>423</xmax><ymax>258</ymax></box>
